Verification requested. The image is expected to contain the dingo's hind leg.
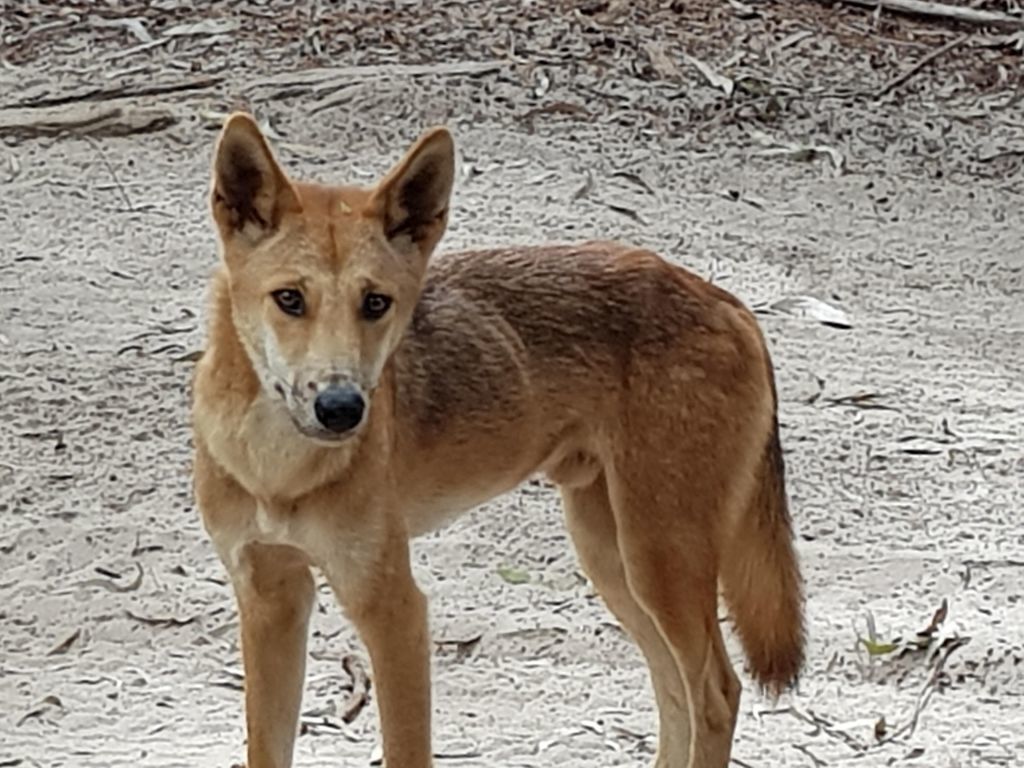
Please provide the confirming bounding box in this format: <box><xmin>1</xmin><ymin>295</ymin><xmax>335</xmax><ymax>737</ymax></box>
<box><xmin>560</xmin><ymin>473</ymin><xmax>691</xmax><ymax>768</ymax></box>
<box><xmin>605</xmin><ymin>463</ymin><xmax>742</xmax><ymax>768</ymax></box>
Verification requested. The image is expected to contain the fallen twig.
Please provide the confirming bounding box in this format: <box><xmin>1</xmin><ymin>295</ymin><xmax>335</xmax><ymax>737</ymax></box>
<box><xmin>880</xmin><ymin>635</ymin><xmax>970</xmax><ymax>742</ymax></box>
<box><xmin>792</xmin><ymin>743</ymin><xmax>827</xmax><ymax>767</ymax></box>
<box><xmin>823</xmin><ymin>392</ymin><xmax>900</xmax><ymax>411</ymax></box>
<box><xmin>837</xmin><ymin>0</ymin><xmax>1024</xmax><ymax>29</ymax></box>
<box><xmin>874</xmin><ymin>34</ymin><xmax>970</xmax><ymax>99</ymax></box>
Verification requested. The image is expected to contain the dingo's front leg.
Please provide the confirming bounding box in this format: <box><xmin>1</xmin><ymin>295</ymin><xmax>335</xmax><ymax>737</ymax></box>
<box><xmin>195</xmin><ymin>449</ymin><xmax>315</xmax><ymax>768</ymax></box>
<box><xmin>325</xmin><ymin>529</ymin><xmax>432</xmax><ymax>768</ymax></box>
<box><xmin>232</xmin><ymin>542</ymin><xmax>316</xmax><ymax>768</ymax></box>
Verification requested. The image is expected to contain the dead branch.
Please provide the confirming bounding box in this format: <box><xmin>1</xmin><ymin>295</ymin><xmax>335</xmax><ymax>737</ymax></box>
<box><xmin>4</xmin><ymin>76</ymin><xmax>222</xmax><ymax>110</ymax></box>
<box><xmin>838</xmin><ymin>0</ymin><xmax>1024</xmax><ymax>29</ymax></box>
<box><xmin>0</xmin><ymin>103</ymin><xmax>176</xmax><ymax>139</ymax></box>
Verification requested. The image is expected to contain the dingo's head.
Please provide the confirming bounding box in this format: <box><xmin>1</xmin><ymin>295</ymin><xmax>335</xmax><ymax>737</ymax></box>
<box><xmin>209</xmin><ymin>113</ymin><xmax>454</xmax><ymax>444</ymax></box>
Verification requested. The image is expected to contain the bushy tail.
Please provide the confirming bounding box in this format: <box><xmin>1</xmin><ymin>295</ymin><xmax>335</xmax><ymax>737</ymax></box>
<box><xmin>720</xmin><ymin>412</ymin><xmax>805</xmax><ymax>695</ymax></box>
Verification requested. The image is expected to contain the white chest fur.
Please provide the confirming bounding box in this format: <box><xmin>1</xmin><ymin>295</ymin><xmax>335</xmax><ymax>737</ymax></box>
<box><xmin>198</xmin><ymin>390</ymin><xmax>345</xmax><ymax>503</ymax></box>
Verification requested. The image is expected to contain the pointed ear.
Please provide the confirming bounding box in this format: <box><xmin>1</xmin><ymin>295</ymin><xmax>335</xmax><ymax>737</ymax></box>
<box><xmin>210</xmin><ymin>113</ymin><xmax>300</xmax><ymax>243</ymax></box>
<box><xmin>369</xmin><ymin>127</ymin><xmax>455</xmax><ymax>258</ymax></box>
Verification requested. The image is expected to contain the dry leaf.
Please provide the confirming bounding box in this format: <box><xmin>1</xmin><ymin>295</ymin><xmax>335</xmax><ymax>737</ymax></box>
<box><xmin>770</xmin><ymin>295</ymin><xmax>852</xmax><ymax>329</ymax></box>
<box><xmin>497</xmin><ymin>566</ymin><xmax>530</xmax><ymax>585</ymax></box>
<box><xmin>684</xmin><ymin>55</ymin><xmax>734</xmax><ymax>98</ymax></box>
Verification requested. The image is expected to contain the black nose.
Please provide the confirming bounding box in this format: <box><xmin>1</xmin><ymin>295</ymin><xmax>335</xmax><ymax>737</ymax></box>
<box><xmin>314</xmin><ymin>386</ymin><xmax>365</xmax><ymax>433</ymax></box>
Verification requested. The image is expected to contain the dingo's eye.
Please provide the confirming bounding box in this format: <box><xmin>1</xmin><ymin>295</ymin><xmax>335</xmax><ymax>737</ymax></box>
<box><xmin>272</xmin><ymin>289</ymin><xmax>305</xmax><ymax>317</ymax></box>
<box><xmin>362</xmin><ymin>293</ymin><xmax>392</xmax><ymax>321</ymax></box>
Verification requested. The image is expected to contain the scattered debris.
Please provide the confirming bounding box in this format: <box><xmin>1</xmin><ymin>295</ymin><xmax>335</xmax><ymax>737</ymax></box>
<box><xmin>856</xmin><ymin>598</ymin><xmax>972</xmax><ymax>745</ymax></box>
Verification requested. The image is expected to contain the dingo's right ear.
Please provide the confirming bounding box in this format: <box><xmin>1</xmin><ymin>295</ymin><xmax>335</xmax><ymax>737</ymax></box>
<box><xmin>210</xmin><ymin>113</ymin><xmax>300</xmax><ymax>244</ymax></box>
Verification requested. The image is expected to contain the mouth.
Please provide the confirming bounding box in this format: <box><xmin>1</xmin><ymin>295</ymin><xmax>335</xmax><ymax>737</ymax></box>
<box><xmin>291</xmin><ymin>419</ymin><xmax>361</xmax><ymax>446</ymax></box>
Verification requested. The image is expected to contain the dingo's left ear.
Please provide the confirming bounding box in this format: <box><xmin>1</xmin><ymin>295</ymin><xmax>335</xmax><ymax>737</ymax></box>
<box><xmin>370</xmin><ymin>127</ymin><xmax>454</xmax><ymax>258</ymax></box>
<box><xmin>210</xmin><ymin>113</ymin><xmax>300</xmax><ymax>244</ymax></box>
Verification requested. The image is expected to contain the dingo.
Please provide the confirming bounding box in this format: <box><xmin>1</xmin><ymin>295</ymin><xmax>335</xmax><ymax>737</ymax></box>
<box><xmin>191</xmin><ymin>113</ymin><xmax>804</xmax><ymax>768</ymax></box>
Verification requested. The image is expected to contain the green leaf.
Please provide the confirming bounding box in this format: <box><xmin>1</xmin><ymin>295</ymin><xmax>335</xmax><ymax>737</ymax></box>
<box><xmin>497</xmin><ymin>566</ymin><xmax>530</xmax><ymax>585</ymax></box>
<box><xmin>860</xmin><ymin>637</ymin><xmax>899</xmax><ymax>656</ymax></box>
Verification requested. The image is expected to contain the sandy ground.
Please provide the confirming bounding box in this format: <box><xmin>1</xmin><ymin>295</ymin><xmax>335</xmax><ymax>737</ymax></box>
<box><xmin>1</xmin><ymin>2</ymin><xmax>1023</xmax><ymax>766</ymax></box>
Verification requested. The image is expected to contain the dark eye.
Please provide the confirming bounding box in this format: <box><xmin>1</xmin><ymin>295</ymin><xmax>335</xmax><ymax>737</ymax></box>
<box><xmin>362</xmin><ymin>292</ymin><xmax>392</xmax><ymax>321</ymax></box>
<box><xmin>272</xmin><ymin>289</ymin><xmax>305</xmax><ymax>317</ymax></box>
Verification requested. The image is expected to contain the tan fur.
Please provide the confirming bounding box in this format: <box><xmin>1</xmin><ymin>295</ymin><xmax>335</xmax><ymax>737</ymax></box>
<box><xmin>191</xmin><ymin>112</ymin><xmax>805</xmax><ymax>768</ymax></box>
